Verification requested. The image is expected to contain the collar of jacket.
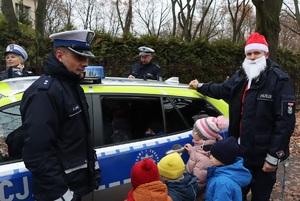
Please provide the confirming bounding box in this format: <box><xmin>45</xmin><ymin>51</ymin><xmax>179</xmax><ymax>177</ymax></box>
<box><xmin>44</xmin><ymin>52</ymin><xmax>82</xmax><ymax>83</ymax></box>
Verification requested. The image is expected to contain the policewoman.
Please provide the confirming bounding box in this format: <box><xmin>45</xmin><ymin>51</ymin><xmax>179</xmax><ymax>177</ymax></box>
<box><xmin>0</xmin><ymin>44</ymin><xmax>33</xmax><ymax>81</ymax></box>
<box><xmin>21</xmin><ymin>30</ymin><xmax>101</xmax><ymax>201</ymax></box>
<box><xmin>189</xmin><ymin>33</ymin><xmax>295</xmax><ymax>201</ymax></box>
<box><xmin>127</xmin><ymin>46</ymin><xmax>163</xmax><ymax>81</ymax></box>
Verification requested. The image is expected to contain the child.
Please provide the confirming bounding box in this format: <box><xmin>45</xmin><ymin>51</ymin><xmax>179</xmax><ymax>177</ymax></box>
<box><xmin>205</xmin><ymin>136</ymin><xmax>252</xmax><ymax>201</ymax></box>
<box><xmin>125</xmin><ymin>158</ymin><xmax>172</xmax><ymax>201</ymax></box>
<box><xmin>157</xmin><ymin>152</ymin><xmax>199</xmax><ymax>201</ymax></box>
<box><xmin>184</xmin><ymin>115</ymin><xmax>229</xmax><ymax>194</ymax></box>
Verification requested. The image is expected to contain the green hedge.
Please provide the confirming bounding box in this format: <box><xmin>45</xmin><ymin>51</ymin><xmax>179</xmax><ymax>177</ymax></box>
<box><xmin>1</xmin><ymin>28</ymin><xmax>300</xmax><ymax>105</ymax></box>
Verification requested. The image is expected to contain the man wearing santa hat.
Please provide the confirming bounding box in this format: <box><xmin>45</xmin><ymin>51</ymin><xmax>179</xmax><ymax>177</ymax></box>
<box><xmin>188</xmin><ymin>32</ymin><xmax>296</xmax><ymax>201</ymax></box>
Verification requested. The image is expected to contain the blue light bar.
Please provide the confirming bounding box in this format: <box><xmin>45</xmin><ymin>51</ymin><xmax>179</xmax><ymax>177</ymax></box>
<box><xmin>85</xmin><ymin>66</ymin><xmax>104</xmax><ymax>78</ymax></box>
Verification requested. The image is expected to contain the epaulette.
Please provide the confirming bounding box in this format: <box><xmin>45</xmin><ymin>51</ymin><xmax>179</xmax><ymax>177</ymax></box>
<box><xmin>153</xmin><ymin>63</ymin><xmax>161</xmax><ymax>69</ymax></box>
<box><xmin>37</xmin><ymin>75</ymin><xmax>53</xmax><ymax>91</ymax></box>
<box><xmin>272</xmin><ymin>67</ymin><xmax>289</xmax><ymax>80</ymax></box>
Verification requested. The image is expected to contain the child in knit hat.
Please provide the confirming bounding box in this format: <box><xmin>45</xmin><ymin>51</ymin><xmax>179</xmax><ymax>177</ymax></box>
<box><xmin>157</xmin><ymin>152</ymin><xmax>199</xmax><ymax>201</ymax></box>
<box><xmin>125</xmin><ymin>158</ymin><xmax>172</xmax><ymax>201</ymax></box>
<box><xmin>184</xmin><ymin>115</ymin><xmax>229</xmax><ymax>196</ymax></box>
<box><xmin>205</xmin><ymin>136</ymin><xmax>252</xmax><ymax>201</ymax></box>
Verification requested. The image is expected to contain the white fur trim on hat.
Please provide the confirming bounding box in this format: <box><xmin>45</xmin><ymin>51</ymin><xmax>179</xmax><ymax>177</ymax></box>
<box><xmin>244</xmin><ymin>43</ymin><xmax>269</xmax><ymax>54</ymax></box>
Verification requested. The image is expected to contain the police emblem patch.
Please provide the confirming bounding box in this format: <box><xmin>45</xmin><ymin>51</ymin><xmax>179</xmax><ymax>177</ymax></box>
<box><xmin>287</xmin><ymin>102</ymin><xmax>294</xmax><ymax>114</ymax></box>
<box><xmin>276</xmin><ymin>150</ymin><xmax>285</xmax><ymax>158</ymax></box>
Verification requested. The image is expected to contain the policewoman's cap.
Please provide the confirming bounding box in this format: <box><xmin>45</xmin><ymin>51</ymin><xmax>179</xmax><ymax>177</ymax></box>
<box><xmin>5</xmin><ymin>44</ymin><xmax>28</xmax><ymax>61</ymax></box>
<box><xmin>49</xmin><ymin>30</ymin><xmax>95</xmax><ymax>58</ymax></box>
<box><xmin>138</xmin><ymin>46</ymin><xmax>155</xmax><ymax>56</ymax></box>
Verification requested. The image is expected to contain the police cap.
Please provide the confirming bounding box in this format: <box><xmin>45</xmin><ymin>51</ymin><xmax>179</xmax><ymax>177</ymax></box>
<box><xmin>49</xmin><ymin>30</ymin><xmax>95</xmax><ymax>58</ymax></box>
<box><xmin>138</xmin><ymin>46</ymin><xmax>155</xmax><ymax>56</ymax></box>
<box><xmin>5</xmin><ymin>44</ymin><xmax>28</xmax><ymax>61</ymax></box>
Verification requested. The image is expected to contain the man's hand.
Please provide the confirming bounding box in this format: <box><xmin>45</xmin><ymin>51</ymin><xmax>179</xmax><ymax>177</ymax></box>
<box><xmin>128</xmin><ymin>75</ymin><xmax>135</xmax><ymax>79</ymax></box>
<box><xmin>262</xmin><ymin>161</ymin><xmax>277</xmax><ymax>172</ymax></box>
<box><xmin>189</xmin><ymin>79</ymin><xmax>199</xmax><ymax>89</ymax></box>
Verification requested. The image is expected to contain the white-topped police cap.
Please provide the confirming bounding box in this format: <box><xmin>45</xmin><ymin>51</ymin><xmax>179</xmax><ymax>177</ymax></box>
<box><xmin>49</xmin><ymin>30</ymin><xmax>95</xmax><ymax>58</ymax></box>
<box><xmin>5</xmin><ymin>44</ymin><xmax>28</xmax><ymax>61</ymax></box>
<box><xmin>138</xmin><ymin>46</ymin><xmax>155</xmax><ymax>56</ymax></box>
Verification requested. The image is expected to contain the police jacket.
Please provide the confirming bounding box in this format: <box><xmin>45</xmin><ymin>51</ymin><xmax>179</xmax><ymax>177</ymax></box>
<box><xmin>127</xmin><ymin>60</ymin><xmax>162</xmax><ymax>80</ymax></box>
<box><xmin>197</xmin><ymin>59</ymin><xmax>296</xmax><ymax>168</ymax></box>
<box><xmin>0</xmin><ymin>66</ymin><xmax>33</xmax><ymax>81</ymax></box>
<box><xmin>21</xmin><ymin>53</ymin><xmax>98</xmax><ymax>200</ymax></box>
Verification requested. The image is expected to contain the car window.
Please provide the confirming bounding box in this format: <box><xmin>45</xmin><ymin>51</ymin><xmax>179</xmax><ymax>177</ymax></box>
<box><xmin>0</xmin><ymin>105</ymin><xmax>23</xmax><ymax>163</ymax></box>
<box><xmin>100</xmin><ymin>96</ymin><xmax>223</xmax><ymax>145</ymax></box>
<box><xmin>101</xmin><ymin>96</ymin><xmax>164</xmax><ymax>145</ymax></box>
<box><xmin>163</xmin><ymin>97</ymin><xmax>189</xmax><ymax>133</ymax></box>
<box><xmin>169</xmin><ymin>97</ymin><xmax>221</xmax><ymax>127</ymax></box>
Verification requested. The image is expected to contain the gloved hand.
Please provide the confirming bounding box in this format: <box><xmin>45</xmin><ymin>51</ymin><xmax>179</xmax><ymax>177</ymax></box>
<box><xmin>93</xmin><ymin>168</ymin><xmax>101</xmax><ymax>190</ymax></box>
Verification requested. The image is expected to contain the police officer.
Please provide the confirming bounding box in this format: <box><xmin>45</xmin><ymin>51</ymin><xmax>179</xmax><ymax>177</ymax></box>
<box><xmin>21</xmin><ymin>30</ymin><xmax>101</xmax><ymax>201</ymax></box>
<box><xmin>0</xmin><ymin>44</ymin><xmax>33</xmax><ymax>81</ymax></box>
<box><xmin>127</xmin><ymin>46</ymin><xmax>163</xmax><ymax>81</ymax></box>
<box><xmin>189</xmin><ymin>32</ymin><xmax>296</xmax><ymax>201</ymax></box>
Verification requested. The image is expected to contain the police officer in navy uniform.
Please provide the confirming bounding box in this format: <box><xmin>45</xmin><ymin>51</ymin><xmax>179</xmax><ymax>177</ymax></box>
<box><xmin>0</xmin><ymin>44</ymin><xmax>33</xmax><ymax>81</ymax></box>
<box><xmin>21</xmin><ymin>30</ymin><xmax>101</xmax><ymax>201</ymax></box>
<box><xmin>189</xmin><ymin>33</ymin><xmax>296</xmax><ymax>201</ymax></box>
<box><xmin>127</xmin><ymin>46</ymin><xmax>163</xmax><ymax>81</ymax></box>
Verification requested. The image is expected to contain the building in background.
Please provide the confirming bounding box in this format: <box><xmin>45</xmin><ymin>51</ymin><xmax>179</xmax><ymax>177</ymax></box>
<box><xmin>0</xmin><ymin>0</ymin><xmax>36</xmax><ymax>28</ymax></box>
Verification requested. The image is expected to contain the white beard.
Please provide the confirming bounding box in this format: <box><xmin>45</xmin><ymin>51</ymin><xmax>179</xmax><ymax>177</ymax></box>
<box><xmin>242</xmin><ymin>56</ymin><xmax>267</xmax><ymax>81</ymax></box>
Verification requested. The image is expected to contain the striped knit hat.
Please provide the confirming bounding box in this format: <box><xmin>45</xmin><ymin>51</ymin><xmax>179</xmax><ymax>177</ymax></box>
<box><xmin>193</xmin><ymin>116</ymin><xmax>229</xmax><ymax>140</ymax></box>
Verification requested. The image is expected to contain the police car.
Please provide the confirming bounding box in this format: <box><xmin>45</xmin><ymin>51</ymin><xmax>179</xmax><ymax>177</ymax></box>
<box><xmin>0</xmin><ymin>67</ymin><xmax>228</xmax><ymax>201</ymax></box>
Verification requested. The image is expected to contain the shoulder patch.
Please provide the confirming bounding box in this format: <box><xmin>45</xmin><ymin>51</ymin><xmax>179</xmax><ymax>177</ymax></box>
<box><xmin>272</xmin><ymin>67</ymin><xmax>289</xmax><ymax>80</ymax></box>
<box><xmin>37</xmin><ymin>75</ymin><xmax>53</xmax><ymax>91</ymax></box>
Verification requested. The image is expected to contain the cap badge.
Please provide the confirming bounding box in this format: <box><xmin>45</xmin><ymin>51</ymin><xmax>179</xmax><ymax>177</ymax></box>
<box><xmin>8</xmin><ymin>44</ymin><xmax>14</xmax><ymax>51</ymax></box>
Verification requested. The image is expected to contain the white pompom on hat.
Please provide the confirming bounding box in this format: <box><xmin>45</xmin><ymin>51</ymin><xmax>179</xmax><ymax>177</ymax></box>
<box><xmin>193</xmin><ymin>115</ymin><xmax>229</xmax><ymax>140</ymax></box>
<box><xmin>244</xmin><ymin>32</ymin><xmax>269</xmax><ymax>54</ymax></box>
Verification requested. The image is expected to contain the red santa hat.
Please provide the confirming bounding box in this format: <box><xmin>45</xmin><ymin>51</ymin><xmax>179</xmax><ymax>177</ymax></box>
<box><xmin>244</xmin><ymin>32</ymin><xmax>269</xmax><ymax>54</ymax></box>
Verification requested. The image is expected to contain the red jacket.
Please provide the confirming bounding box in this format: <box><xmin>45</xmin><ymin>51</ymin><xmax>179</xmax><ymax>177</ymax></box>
<box><xmin>125</xmin><ymin>181</ymin><xmax>172</xmax><ymax>201</ymax></box>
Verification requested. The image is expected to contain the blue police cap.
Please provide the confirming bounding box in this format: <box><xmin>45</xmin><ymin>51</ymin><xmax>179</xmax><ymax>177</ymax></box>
<box><xmin>138</xmin><ymin>46</ymin><xmax>155</xmax><ymax>56</ymax></box>
<box><xmin>49</xmin><ymin>30</ymin><xmax>95</xmax><ymax>58</ymax></box>
<box><xmin>5</xmin><ymin>44</ymin><xmax>28</xmax><ymax>61</ymax></box>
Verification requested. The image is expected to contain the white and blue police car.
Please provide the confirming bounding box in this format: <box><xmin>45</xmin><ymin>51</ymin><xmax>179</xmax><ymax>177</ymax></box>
<box><xmin>0</xmin><ymin>67</ymin><xmax>228</xmax><ymax>201</ymax></box>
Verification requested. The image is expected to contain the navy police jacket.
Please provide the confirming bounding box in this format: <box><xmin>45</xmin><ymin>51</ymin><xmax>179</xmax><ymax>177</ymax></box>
<box><xmin>21</xmin><ymin>53</ymin><xmax>98</xmax><ymax>200</ymax></box>
<box><xmin>197</xmin><ymin>59</ymin><xmax>296</xmax><ymax>168</ymax></box>
<box><xmin>127</xmin><ymin>60</ymin><xmax>163</xmax><ymax>80</ymax></box>
<box><xmin>0</xmin><ymin>66</ymin><xmax>33</xmax><ymax>81</ymax></box>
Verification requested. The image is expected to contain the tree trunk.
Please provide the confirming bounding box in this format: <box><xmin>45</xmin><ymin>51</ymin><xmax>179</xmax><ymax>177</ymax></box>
<box><xmin>124</xmin><ymin>0</ymin><xmax>132</xmax><ymax>35</ymax></box>
<box><xmin>1</xmin><ymin>0</ymin><xmax>21</xmax><ymax>39</ymax></box>
<box><xmin>171</xmin><ymin>0</ymin><xmax>177</xmax><ymax>36</ymax></box>
<box><xmin>35</xmin><ymin>0</ymin><xmax>47</xmax><ymax>37</ymax></box>
<box><xmin>252</xmin><ymin>0</ymin><xmax>283</xmax><ymax>61</ymax></box>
